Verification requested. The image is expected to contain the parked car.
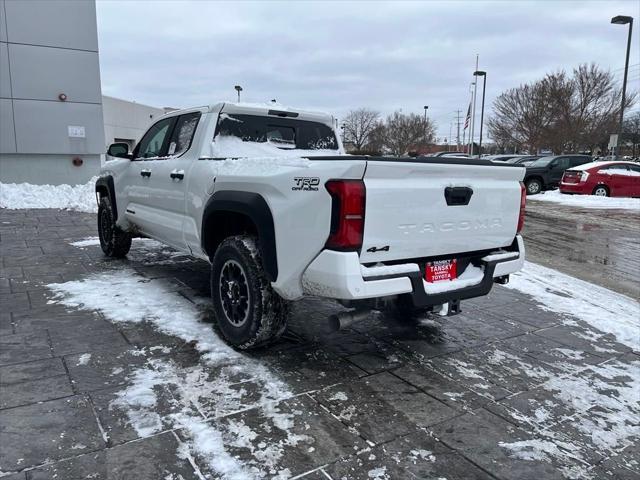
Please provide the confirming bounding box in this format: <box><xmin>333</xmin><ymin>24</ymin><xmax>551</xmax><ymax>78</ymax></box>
<box><xmin>504</xmin><ymin>156</ymin><xmax>541</xmax><ymax>167</ymax></box>
<box><xmin>486</xmin><ymin>154</ymin><xmax>522</xmax><ymax>162</ymax></box>
<box><xmin>428</xmin><ymin>151</ymin><xmax>467</xmax><ymax>157</ymax></box>
<box><xmin>560</xmin><ymin>161</ymin><xmax>640</xmax><ymax>197</ymax></box>
<box><xmin>99</xmin><ymin>102</ymin><xmax>526</xmax><ymax>349</ymax></box>
<box><xmin>523</xmin><ymin>154</ymin><xmax>592</xmax><ymax>195</ymax></box>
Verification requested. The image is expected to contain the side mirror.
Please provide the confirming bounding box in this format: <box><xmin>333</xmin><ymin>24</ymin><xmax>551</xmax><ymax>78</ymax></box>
<box><xmin>107</xmin><ymin>142</ymin><xmax>131</xmax><ymax>159</ymax></box>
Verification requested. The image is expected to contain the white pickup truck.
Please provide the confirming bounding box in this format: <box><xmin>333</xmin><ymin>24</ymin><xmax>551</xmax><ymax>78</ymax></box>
<box><xmin>98</xmin><ymin>102</ymin><xmax>526</xmax><ymax>349</ymax></box>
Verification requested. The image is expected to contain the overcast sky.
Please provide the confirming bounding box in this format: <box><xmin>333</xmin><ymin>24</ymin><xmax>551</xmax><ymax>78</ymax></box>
<box><xmin>97</xmin><ymin>0</ymin><xmax>639</xmax><ymax>141</ymax></box>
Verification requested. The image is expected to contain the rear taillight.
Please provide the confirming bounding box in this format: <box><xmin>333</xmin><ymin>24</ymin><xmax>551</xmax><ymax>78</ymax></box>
<box><xmin>517</xmin><ymin>181</ymin><xmax>526</xmax><ymax>233</ymax></box>
<box><xmin>325</xmin><ymin>179</ymin><xmax>366</xmax><ymax>250</ymax></box>
<box><xmin>580</xmin><ymin>171</ymin><xmax>589</xmax><ymax>182</ymax></box>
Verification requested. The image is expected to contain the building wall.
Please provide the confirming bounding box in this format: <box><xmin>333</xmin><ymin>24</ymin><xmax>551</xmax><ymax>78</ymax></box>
<box><xmin>102</xmin><ymin>96</ymin><xmax>166</xmax><ymax>151</ymax></box>
<box><xmin>0</xmin><ymin>0</ymin><xmax>104</xmax><ymax>185</ymax></box>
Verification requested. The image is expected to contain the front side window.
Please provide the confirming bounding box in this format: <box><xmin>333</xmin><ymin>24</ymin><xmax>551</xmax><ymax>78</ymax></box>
<box><xmin>168</xmin><ymin>112</ymin><xmax>201</xmax><ymax>156</ymax></box>
<box><xmin>553</xmin><ymin>158</ymin><xmax>570</xmax><ymax>169</ymax></box>
<box><xmin>215</xmin><ymin>114</ymin><xmax>338</xmax><ymax>150</ymax></box>
<box><xmin>136</xmin><ymin>117</ymin><xmax>175</xmax><ymax>159</ymax></box>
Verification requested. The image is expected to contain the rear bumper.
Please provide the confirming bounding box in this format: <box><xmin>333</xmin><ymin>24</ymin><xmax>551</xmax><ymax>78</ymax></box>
<box><xmin>301</xmin><ymin>235</ymin><xmax>525</xmax><ymax>305</ymax></box>
<box><xmin>559</xmin><ymin>182</ymin><xmax>589</xmax><ymax>194</ymax></box>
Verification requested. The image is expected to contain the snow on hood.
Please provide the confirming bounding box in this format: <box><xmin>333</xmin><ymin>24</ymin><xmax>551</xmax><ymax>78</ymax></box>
<box><xmin>0</xmin><ymin>176</ymin><xmax>98</xmax><ymax>212</ymax></box>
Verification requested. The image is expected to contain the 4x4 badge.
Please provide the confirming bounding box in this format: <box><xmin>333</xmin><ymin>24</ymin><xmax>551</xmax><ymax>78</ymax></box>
<box><xmin>366</xmin><ymin>245</ymin><xmax>390</xmax><ymax>253</ymax></box>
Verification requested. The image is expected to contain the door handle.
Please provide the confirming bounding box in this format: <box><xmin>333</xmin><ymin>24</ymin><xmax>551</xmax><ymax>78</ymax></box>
<box><xmin>170</xmin><ymin>169</ymin><xmax>185</xmax><ymax>180</ymax></box>
<box><xmin>140</xmin><ymin>169</ymin><xmax>151</xmax><ymax>178</ymax></box>
<box><xmin>444</xmin><ymin>186</ymin><xmax>473</xmax><ymax>206</ymax></box>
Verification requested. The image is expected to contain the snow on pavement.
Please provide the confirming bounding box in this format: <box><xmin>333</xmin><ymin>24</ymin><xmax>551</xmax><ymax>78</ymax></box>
<box><xmin>47</xmin><ymin>238</ymin><xmax>639</xmax><ymax>478</ymax></box>
<box><xmin>0</xmin><ymin>177</ymin><xmax>98</xmax><ymax>212</ymax></box>
<box><xmin>506</xmin><ymin>261</ymin><xmax>639</xmax><ymax>350</ymax></box>
<box><xmin>529</xmin><ymin>189</ymin><xmax>640</xmax><ymax>211</ymax></box>
<box><xmin>46</xmin><ymin>268</ymin><xmax>300</xmax><ymax>478</ymax></box>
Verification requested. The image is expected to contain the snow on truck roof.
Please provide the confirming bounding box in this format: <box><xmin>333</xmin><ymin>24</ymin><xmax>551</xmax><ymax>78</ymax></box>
<box><xmin>155</xmin><ymin>102</ymin><xmax>335</xmax><ymax>126</ymax></box>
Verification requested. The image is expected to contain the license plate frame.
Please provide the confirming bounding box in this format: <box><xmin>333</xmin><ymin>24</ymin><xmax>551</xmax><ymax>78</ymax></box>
<box><xmin>425</xmin><ymin>259</ymin><xmax>458</xmax><ymax>283</ymax></box>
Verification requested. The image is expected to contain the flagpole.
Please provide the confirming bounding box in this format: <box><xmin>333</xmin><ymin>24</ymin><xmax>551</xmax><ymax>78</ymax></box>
<box><xmin>464</xmin><ymin>82</ymin><xmax>473</xmax><ymax>153</ymax></box>
<box><xmin>470</xmin><ymin>54</ymin><xmax>479</xmax><ymax>156</ymax></box>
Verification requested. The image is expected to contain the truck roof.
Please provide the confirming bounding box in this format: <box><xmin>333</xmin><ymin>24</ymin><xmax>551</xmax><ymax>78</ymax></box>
<box><xmin>157</xmin><ymin>102</ymin><xmax>336</xmax><ymax>128</ymax></box>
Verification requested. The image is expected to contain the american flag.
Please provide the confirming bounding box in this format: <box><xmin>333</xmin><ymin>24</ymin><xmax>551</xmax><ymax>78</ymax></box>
<box><xmin>464</xmin><ymin>103</ymin><xmax>471</xmax><ymax>130</ymax></box>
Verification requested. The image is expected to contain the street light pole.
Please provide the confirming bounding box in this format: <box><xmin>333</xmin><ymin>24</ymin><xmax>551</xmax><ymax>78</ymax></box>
<box><xmin>423</xmin><ymin>105</ymin><xmax>429</xmax><ymax>122</ymax></box>
<box><xmin>474</xmin><ymin>71</ymin><xmax>487</xmax><ymax>158</ymax></box>
<box><xmin>234</xmin><ymin>85</ymin><xmax>243</xmax><ymax>102</ymax></box>
<box><xmin>611</xmin><ymin>15</ymin><xmax>634</xmax><ymax>159</ymax></box>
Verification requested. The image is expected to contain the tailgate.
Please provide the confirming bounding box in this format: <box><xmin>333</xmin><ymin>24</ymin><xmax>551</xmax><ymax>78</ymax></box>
<box><xmin>360</xmin><ymin>160</ymin><xmax>524</xmax><ymax>263</ymax></box>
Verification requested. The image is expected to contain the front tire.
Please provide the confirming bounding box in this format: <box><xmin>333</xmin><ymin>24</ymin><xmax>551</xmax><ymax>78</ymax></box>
<box><xmin>211</xmin><ymin>236</ymin><xmax>288</xmax><ymax>349</ymax></box>
<box><xmin>97</xmin><ymin>197</ymin><xmax>132</xmax><ymax>258</ymax></box>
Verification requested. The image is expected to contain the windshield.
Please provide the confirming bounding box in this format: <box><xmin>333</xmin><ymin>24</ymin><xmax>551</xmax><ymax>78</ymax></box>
<box><xmin>215</xmin><ymin>114</ymin><xmax>338</xmax><ymax>150</ymax></box>
<box><xmin>530</xmin><ymin>157</ymin><xmax>554</xmax><ymax>167</ymax></box>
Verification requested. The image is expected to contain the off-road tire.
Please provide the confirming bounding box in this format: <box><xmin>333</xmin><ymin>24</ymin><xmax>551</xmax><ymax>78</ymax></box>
<box><xmin>525</xmin><ymin>178</ymin><xmax>543</xmax><ymax>195</ymax></box>
<box><xmin>211</xmin><ymin>235</ymin><xmax>288</xmax><ymax>349</ymax></box>
<box><xmin>97</xmin><ymin>197</ymin><xmax>132</xmax><ymax>258</ymax></box>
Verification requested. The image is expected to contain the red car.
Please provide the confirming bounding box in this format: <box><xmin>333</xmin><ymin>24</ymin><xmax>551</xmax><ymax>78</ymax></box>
<box><xmin>559</xmin><ymin>161</ymin><xmax>640</xmax><ymax>197</ymax></box>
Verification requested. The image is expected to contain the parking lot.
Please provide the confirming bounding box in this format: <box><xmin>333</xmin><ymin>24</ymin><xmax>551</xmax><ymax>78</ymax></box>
<box><xmin>1</xmin><ymin>205</ymin><xmax>638</xmax><ymax>480</ymax></box>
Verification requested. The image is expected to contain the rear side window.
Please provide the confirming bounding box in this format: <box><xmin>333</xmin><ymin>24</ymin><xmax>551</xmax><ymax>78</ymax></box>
<box><xmin>570</xmin><ymin>157</ymin><xmax>590</xmax><ymax>167</ymax></box>
<box><xmin>599</xmin><ymin>164</ymin><xmax>627</xmax><ymax>172</ymax></box>
<box><xmin>135</xmin><ymin>117</ymin><xmax>175</xmax><ymax>159</ymax></box>
<box><xmin>168</xmin><ymin>112</ymin><xmax>201</xmax><ymax>156</ymax></box>
<box><xmin>215</xmin><ymin>114</ymin><xmax>338</xmax><ymax>150</ymax></box>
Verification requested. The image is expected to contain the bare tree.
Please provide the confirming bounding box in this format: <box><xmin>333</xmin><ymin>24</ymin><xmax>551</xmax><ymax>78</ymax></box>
<box><xmin>488</xmin><ymin>63</ymin><xmax>637</xmax><ymax>154</ymax></box>
<box><xmin>380</xmin><ymin>111</ymin><xmax>436</xmax><ymax>155</ymax></box>
<box><xmin>342</xmin><ymin>108</ymin><xmax>380</xmax><ymax>151</ymax></box>
<box><xmin>622</xmin><ymin>111</ymin><xmax>640</xmax><ymax>157</ymax></box>
<box><xmin>487</xmin><ymin>81</ymin><xmax>556</xmax><ymax>153</ymax></box>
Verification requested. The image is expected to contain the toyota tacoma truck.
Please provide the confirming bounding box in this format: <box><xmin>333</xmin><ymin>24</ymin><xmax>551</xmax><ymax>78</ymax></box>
<box><xmin>97</xmin><ymin>102</ymin><xmax>526</xmax><ymax>349</ymax></box>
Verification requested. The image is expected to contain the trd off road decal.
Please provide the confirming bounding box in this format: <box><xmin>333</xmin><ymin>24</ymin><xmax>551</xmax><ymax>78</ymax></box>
<box><xmin>292</xmin><ymin>177</ymin><xmax>320</xmax><ymax>191</ymax></box>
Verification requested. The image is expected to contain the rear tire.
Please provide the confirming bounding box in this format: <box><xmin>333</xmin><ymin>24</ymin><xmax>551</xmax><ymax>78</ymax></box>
<box><xmin>592</xmin><ymin>185</ymin><xmax>609</xmax><ymax>197</ymax></box>
<box><xmin>97</xmin><ymin>197</ymin><xmax>131</xmax><ymax>258</ymax></box>
<box><xmin>211</xmin><ymin>235</ymin><xmax>288</xmax><ymax>349</ymax></box>
<box><xmin>525</xmin><ymin>178</ymin><xmax>543</xmax><ymax>195</ymax></box>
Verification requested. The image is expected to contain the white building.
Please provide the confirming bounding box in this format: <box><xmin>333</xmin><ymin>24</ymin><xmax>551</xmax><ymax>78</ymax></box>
<box><xmin>0</xmin><ymin>0</ymin><xmax>171</xmax><ymax>185</ymax></box>
<box><xmin>102</xmin><ymin>95</ymin><xmax>169</xmax><ymax>152</ymax></box>
<box><xmin>0</xmin><ymin>0</ymin><xmax>104</xmax><ymax>185</ymax></box>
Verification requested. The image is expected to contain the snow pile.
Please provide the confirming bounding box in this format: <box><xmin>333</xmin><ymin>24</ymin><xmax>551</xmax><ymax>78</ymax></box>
<box><xmin>529</xmin><ymin>190</ymin><xmax>640</xmax><ymax>210</ymax></box>
<box><xmin>506</xmin><ymin>261</ymin><xmax>640</xmax><ymax>350</ymax></box>
<box><xmin>0</xmin><ymin>177</ymin><xmax>98</xmax><ymax>212</ymax></box>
